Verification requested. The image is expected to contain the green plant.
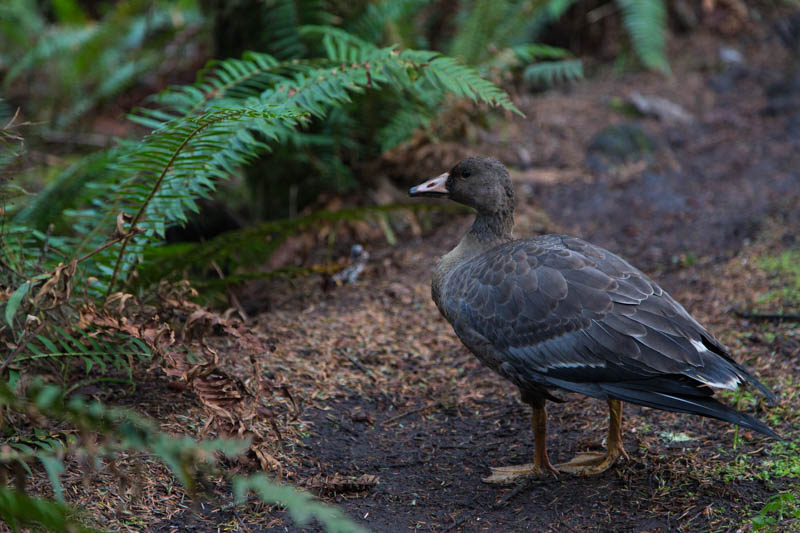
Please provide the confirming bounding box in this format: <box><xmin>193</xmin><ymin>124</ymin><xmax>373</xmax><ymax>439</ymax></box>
<box><xmin>0</xmin><ymin>381</ymin><xmax>367</xmax><ymax>532</ymax></box>
<box><xmin>1</xmin><ymin>0</ymin><xmax>205</xmax><ymax>129</ymax></box>
<box><xmin>3</xmin><ymin>34</ymin><xmax>516</xmax><ymax>307</ymax></box>
<box><xmin>616</xmin><ymin>0</ymin><xmax>669</xmax><ymax>73</ymax></box>
<box><xmin>758</xmin><ymin>248</ymin><xmax>800</xmax><ymax>310</ymax></box>
<box><xmin>752</xmin><ymin>493</ymin><xmax>800</xmax><ymax>532</ymax></box>
<box><xmin>0</xmin><ymin>486</ymin><xmax>100</xmax><ymax>533</ymax></box>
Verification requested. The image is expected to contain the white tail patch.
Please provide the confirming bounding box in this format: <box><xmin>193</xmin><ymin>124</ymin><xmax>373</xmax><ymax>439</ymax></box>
<box><xmin>689</xmin><ymin>338</ymin><xmax>741</xmax><ymax>390</ymax></box>
<box><xmin>692</xmin><ymin>373</ymin><xmax>740</xmax><ymax>390</ymax></box>
<box><xmin>690</xmin><ymin>338</ymin><xmax>710</xmax><ymax>353</ymax></box>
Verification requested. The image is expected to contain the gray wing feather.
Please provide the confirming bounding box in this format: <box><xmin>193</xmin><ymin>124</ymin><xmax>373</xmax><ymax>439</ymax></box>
<box><xmin>447</xmin><ymin>235</ymin><xmax>766</xmax><ymax>396</ymax></box>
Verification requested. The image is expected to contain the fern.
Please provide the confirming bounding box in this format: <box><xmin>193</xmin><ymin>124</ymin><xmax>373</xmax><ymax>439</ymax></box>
<box><xmin>16</xmin><ymin>326</ymin><xmax>152</xmax><ymax>392</ymax></box>
<box><xmin>616</xmin><ymin>0</ymin><xmax>669</xmax><ymax>73</ymax></box>
<box><xmin>0</xmin><ymin>380</ymin><xmax>365</xmax><ymax>532</ymax></box>
<box><xmin>57</xmin><ymin>38</ymin><xmax>517</xmax><ymax>294</ymax></box>
<box><xmin>4</xmin><ymin>30</ymin><xmax>517</xmax><ymax>301</ymax></box>
<box><xmin>348</xmin><ymin>0</ymin><xmax>432</xmax><ymax>46</ymax></box>
<box><xmin>512</xmin><ymin>43</ymin><xmax>572</xmax><ymax>61</ymax></box>
<box><xmin>524</xmin><ymin>58</ymin><xmax>583</xmax><ymax>84</ymax></box>
<box><xmin>3</xmin><ymin>25</ymin><xmax>96</xmax><ymax>87</ymax></box>
<box><xmin>234</xmin><ymin>474</ymin><xmax>368</xmax><ymax>533</ymax></box>
<box><xmin>101</xmin><ymin>105</ymin><xmax>305</xmax><ymax>294</ymax></box>
<box><xmin>2</xmin><ymin>1</ymin><xmax>203</xmax><ymax>127</ymax></box>
<box><xmin>254</xmin><ymin>0</ymin><xmax>333</xmax><ymax>59</ymax></box>
<box><xmin>377</xmin><ymin>99</ymin><xmax>437</xmax><ymax>151</ymax></box>
<box><xmin>0</xmin><ymin>486</ymin><xmax>99</xmax><ymax>533</ymax></box>
<box><xmin>11</xmin><ymin>149</ymin><xmax>121</xmax><ymax>232</ymax></box>
<box><xmin>449</xmin><ymin>0</ymin><xmax>510</xmax><ymax>65</ymax></box>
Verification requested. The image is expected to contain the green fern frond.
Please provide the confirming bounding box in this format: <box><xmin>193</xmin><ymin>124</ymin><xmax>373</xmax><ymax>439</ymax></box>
<box><xmin>3</xmin><ymin>1</ymin><xmax>202</xmax><ymax>126</ymax></box>
<box><xmin>407</xmin><ymin>52</ymin><xmax>521</xmax><ymax>114</ymax></box>
<box><xmin>448</xmin><ymin>0</ymin><xmax>558</xmax><ymax>65</ymax></box>
<box><xmin>512</xmin><ymin>43</ymin><xmax>572</xmax><ymax>61</ymax></box>
<box><xmin>0</xmin><ymin>0</ymin><xmax>47</xmax><ymax>54</ymax></box>
<box><xmin>0</xmin><ymin>224</ymin><xmax>74</xmax><ymax>284</ymax></box>
<box><xmin>3</xmin><ymin>25</ymin><xmax>96</xmax><ymax>87</ymax></box>
<box><xmin>378</xmin><ymin>102</ymin><xmax>435</xmax><ymax>151</ymax></box>
<box><xmin>12</xmin><ymin>149</ymin><xmax>121</xmax><ymax>231</ymax></box>
<box><xmin>300</xmin><ymin>25</ymin><xmax>381</xmax><ymax>62</ymax></box>
<box><xmin>0</xmin><ymin>380</ymin><xmax>247</xmax><ymax>494</ymax></box>
<box><xmin>17</xmin><ymin>30</ymin><xmax>516</xmax><ymax>294</ymax></box>
<box><xmin>0</xmin><ymin>380</ymin><xmax>365</xmax><ymax>532</ymax></box>
<box><xmin>348</xmin><ymin>0</ymin><xmax>432</xmax><ymax>45</ymax></box>
<box><xmin>616</xmin><ymin>0</ymin><xmax>669</xmax><ymax>73</ymax></box>
<box><xmin>260</xmin><ymin>0</ymin><xmax>334</xmax><ymax>59</ymax></box>
<box><xmin>156</xmin><ymin>52</ymin><xmax>286</xmax><ymax>115</ymax></box>
<box><xmin>523</xmin><ymin>58</ymin><xmax>583</xmax><ymax>85</ymax></box>
<box><xmin>109</xmin><ymin>42</ymin><xmax>515</xmax><ymax>289</ymax></box>
<box><xmin>102</xmin><ymin>105</ymin><xmax>306</xmax><ymax>293</ymax></box>
<box><xmin>0</xmin><ymin>486</ymin><xmax>99</xmax><ymax>533</ymax></box>
<box><xmin>234</xmin><ymin>474</ymin><xmax>369</xmax><ymax>533</ymax></box>
<box><xmin>263</xmin><ymin>0</ymin><xmax>307</xmax><ymax>59</ymax></box>
<box><xmin>449</xmin><ymin>0</ymin><xmax>509</xmax><ymax>65</ymax></box>
<box><xmin>16</xmin><ymin>326</ymin><xmax>152</xmax><ymax>387</ymax></box>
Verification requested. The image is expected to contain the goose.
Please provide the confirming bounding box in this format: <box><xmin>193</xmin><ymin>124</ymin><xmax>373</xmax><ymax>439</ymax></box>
<box><xmin>409</xmin><ymin>156</ymin><xmax>778</xmax><ymax>482</ymax></box>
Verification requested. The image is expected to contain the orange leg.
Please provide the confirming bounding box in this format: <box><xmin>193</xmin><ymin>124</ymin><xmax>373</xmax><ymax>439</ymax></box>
<box><xmin>558</xmin><ymin>399</ymin><xmax>630</xmax><ymax>475</ymax></box>
<box><xmin>483</xmin><ymin>404</ymin><xmax>558</xmax><ymax>484</ymax></box>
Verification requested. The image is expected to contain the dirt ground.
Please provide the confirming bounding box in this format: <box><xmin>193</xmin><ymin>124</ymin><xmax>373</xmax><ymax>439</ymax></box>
<box><xmin>54</xmin><ymin>29</ymin><xmax>800</xmax><ymax>533</ymax></box>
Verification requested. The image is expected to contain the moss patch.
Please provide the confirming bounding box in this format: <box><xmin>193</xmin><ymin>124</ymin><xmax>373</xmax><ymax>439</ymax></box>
<box><xmin>756</xmin><ymin>248</ymin><xmax>800</xmax><ymax>311</ymax></box>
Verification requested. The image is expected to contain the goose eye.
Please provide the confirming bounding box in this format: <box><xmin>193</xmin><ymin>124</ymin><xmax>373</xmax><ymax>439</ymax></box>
<box><xmin>461</xmin><ymin>169</ymin><xmax>472</xmax><ymax>178</ymax></box>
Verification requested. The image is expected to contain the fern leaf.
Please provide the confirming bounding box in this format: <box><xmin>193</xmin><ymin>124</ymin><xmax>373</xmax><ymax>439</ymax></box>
<box><xmin>616</xmin><ymin>0</ymin><xmax>669</xmax><ymax>73</ymax></box>
<box><xmin>523</xmin><ymin>59</ymin><xmax>583</xmax><ymax>85</ymax></box>
<box><xmin>449</xmin><ymin>0</ymin><xmax>508</xmax><ymax>65</ymax></box>
<box><xmin>512</xmin><ymin>43</ymin><xmax>572</xmax><ymax>61</ymax></box>
<box><xmin>102</xmin><ymin>105</ymin><xmax>305</xmax><ymax>293</ymax></box>
<box><xmin>348</xmin><ymin>0</ymin><xmax>432</xmax><ymax>44</ymax></box>
<box><xmin>0</xmin><ymin>486</ymin><xmax>99</xmax><ymax>533</ymax></box>
<box><xmin>24</xmin><ymin>32</ymin><xmax>518</xmax><ymax>292</ymax></box>
<box><xmin>260</xmin><ymin>0</ymin><xmax>333</xmax><ymax>59</ymax></box>
<box><xmin>378</xmin><ymin>102</ymin><xmax>435</xmax><ymax>151</ymax></box>
<box><xmin>234</xmin><ymin>474</ymin><xmax>368</xmax><ymax>533</ymax></box>
<box><xmin>12</xmin><ymin>149</ymin><xmax>120</xmax><ymax>231</ymax></box>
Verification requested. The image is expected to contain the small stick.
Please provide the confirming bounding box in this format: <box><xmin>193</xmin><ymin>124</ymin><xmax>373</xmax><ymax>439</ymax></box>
<box><xmin>383</xmin><ymin>401</ymin><xmax>441</xmax><ymax>425</ymax></box>
<box><xmin>347</xmin><ymin>356</ymin><xmax>376</xmax><ymax>382</ymax></box>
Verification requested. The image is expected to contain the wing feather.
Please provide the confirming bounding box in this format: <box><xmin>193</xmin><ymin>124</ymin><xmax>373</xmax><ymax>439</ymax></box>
<box><xmin>446</xmin><ymin>235</ymin><xmax>770</xmax><ymax>399</ymax></box>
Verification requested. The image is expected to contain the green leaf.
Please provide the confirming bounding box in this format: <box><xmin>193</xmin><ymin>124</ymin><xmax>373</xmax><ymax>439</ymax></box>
<box><xmin>523</xmin><ymin>59</ymin><xmax>583</xmax><ymax>85</ymax></box>
<box><xmin>617</xmin><ymin>0</ymin><xmax>670</xmax><ymax>73</ymax></box>
<box><xmin>0</xmin><ymin>486</ymin><xmax>99</xmax><ymax>532</ymax></box>
<box><xmin>4</xmin><ymin>281</ymin><xmax>31</xmax><ymax>328</ymax></box>
<box><xmin>233</xmin><ymin>474</ymin><xmax>368</xmax><ymax>533</ymax></box>
<box><xmin>0</xmin><ymin>183</ymin><xmax>31</xmax><ymax>201</ymax></box>
<box><xmin>37</xmin><ymin>454</ymin><xmax>66</xmax><ymax>503</ymax></box>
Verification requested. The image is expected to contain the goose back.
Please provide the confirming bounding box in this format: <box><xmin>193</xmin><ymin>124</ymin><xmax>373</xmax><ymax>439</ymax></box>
<box><xmin>433</xmin><ymin>234</ymin><xmax>776</xmax><ymax>405</ymax></box>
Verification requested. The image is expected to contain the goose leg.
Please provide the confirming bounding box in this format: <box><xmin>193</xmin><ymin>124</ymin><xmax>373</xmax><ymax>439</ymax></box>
<box><xmin>557</xmin><ymin>399</ymin><xmax>630</xmax><ymax>475</ymax></box>
<box><xmin>483</xmin><ymin>403</ymin><xmax>559</xmax><ymax>484</ymax></box>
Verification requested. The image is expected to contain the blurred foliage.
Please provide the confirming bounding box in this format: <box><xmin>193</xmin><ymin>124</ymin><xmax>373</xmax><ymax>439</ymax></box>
<box><xmin>0</xmin><ymin>380</ymin><xmax>366</xmax><ymax>532</ymax></box>
<box><xmin>1</xmin><ymin>0</ymin><xmax>205</xmax><ymax>129</ymax></box>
